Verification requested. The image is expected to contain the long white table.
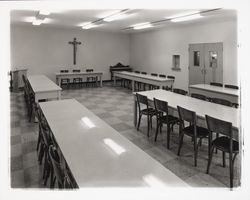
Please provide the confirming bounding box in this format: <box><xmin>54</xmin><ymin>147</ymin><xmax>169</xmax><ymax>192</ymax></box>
<box><xmin>134</xmin><ymin>89</ymin><xmax>239</xmax><ymax>130</ymax></box>
<box><xmin>55</xmin><ymin>71</ymin><xmax>103</xmax><ymax>87</ymax></box>
<box><xmin>189</xmin><ymin>84</ymin><xmax>239</xmax><ymax>103</ymax></box>
<box><xmin>28</xmin><ymin>75</ymin><xmax>62</xmax><ymax>102</ymax></box>
<box><xmin>39</xmin><ymin>99</ymin><xmax>188</xmax><ymax>187</ymax></box>
<box><xmin>113</xmin><ymin>71</ymin><xmax>174</xmax><ymax>92</ymax></box>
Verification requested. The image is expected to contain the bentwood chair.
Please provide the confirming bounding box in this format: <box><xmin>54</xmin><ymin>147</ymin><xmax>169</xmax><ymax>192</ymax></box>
<box><xmin>72</xmin><ymin>69</ymin><xmax>83</xmax><ymax>88</ymax></box>
<box><xmin>177</xmin><ymin>106</ymin><xmax>209</xmax><ymax>166</ymax></box>
<box><xmin>224</xmin><ymin>84</ymin><xmax>239</xmax><ymax>90</ymax></box>
<box><xmin>205</xmin><ymin>115</ymin><xmax>239</xmax><ymax>188</ymax></box>
<box><xmin>191</xmin><ymin>93</ymin><xmax>207</xmax><ymax>101</ymax></box>
<box><xmin>60</xmin><ymin>70</ymin><xmax>70</xmax><ymax>89</ymax></box>
<box><xmin>154</xmin><ymin>98</ymin><xmax>179</xmax><ymax>148</ymax></box>
<box><xmin>210</xmin><ymin>98</ymin><xmax>233</xmax><ymax>107</ymax></box>
<box><xmin>173</xmin><ymin>88</ymin><xmax>188</xmax><ymax>96</ymax></box>
<box><xmin>49</xmin><ymin>145</ymin><xmax>76</xmax><ymax>189</ymax></box>
<box><xmin>210</xmin><ymin>82</ymin><xmax>223</xmax><ymax>87</ymax></box>
<box><xmin>136</xmin><ymin>93</ymin><xmax>157</xmax><ymax>137</ymax></box>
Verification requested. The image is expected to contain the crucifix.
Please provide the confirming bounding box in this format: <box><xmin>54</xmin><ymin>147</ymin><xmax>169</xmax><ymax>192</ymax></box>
<box><xmin>68</xmin><ymin>37</ymin><xmax>81</xmax><ymax>65</ymax></box>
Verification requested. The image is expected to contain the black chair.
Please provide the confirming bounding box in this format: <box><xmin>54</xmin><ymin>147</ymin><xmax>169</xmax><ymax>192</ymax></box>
<box><xmin>173</xmin><ymin>88</ymin><xmax>188</xmax><ymax>96</ymax></box>
<box><xmin>134</xmin><ymin>71</ymin><xmax>140</xmax><ymax>73</ymax></box>
<box><xmin>72</xmin><ymin>69</ymin><xmax>83</xmax><ymax>88</ymax></box>
<box><xmin>139</xmin><ymin>72</ymin><xmax>148</xmax><ymax>90</ymax></box>
<box><xmin>191</xmin><ymin>93</ymin><xmax>207</xmax><ymax>101</ymax></box>
<box><xmin>86</xmin><ymin>69</ymin><xmax>97</xmax><ymax>87</ymax></box>
<box><xmin>49</xmin><ymin>145</ymin><xmax>76</xmax><ymax>189</ymax></box>
<box><xmin>205</xmin><ymin>115</ymin><xmax>239</xmax><ymax>188</ymax></box>
<box><xmin>60</xmin><ymin>70</ymin><xmax>70</xmax><ymax>88</ymax></box>
<box><xmin>210</xmin><ymin>98</ymin><xmax>233</xmax><ymax>107</ymax></box>
<box><xmin>210</xmin><ymin>82</ymin><xmax>223</xmax><ymax>87</ymax></box>
<box><xmin>154</xmin><ymin>98</ymin><xmax>179</xmax><ymax>148</ymax></box>
<box><xmin>133</xmin><ymin>71</ymin><xmax>141</xmax><ymax>91</ymax></box>
<box><xmin>167</xmin><ymin>75</ymin><xmax>175</xmax><ymax>80</ymax></box>
<box><xmin>159</xmin><ymin>74</ymin><xmax>166</xmax><ymax>78</ymax></box>
<box><xmin>136</xmin><ymin>93</ymin><xmax>157</xmax><ymax>137</ymax></box>
<box><xmin>150</xmin><ymin>73</ymin><xmax>158</xmax><ymax>90</ymax></box>
<box><xmin>224</xmin><ymin>84</ymin><xmax>239</xmax><ymax>90</ymax></box>
<box><xmin>177</xmin><ymin>106</ymin><xmax>209</xmax><ymax>166</ymax></box>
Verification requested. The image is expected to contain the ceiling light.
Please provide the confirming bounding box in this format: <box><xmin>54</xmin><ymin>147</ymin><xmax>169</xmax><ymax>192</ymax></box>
<box><xmin>82</xmin><ymin>23</ymin><xmax>99</xmax><ymax>29</ymax></box>
<box><xmin>104</xmin><ymin>13</ymin><xmax>128</xmax><ymax>22</ymax></box>
<box><xmin>133</xmin><ymin>22</ymin><xmax>153</xmax><ymax>30</ymax></box>
<box><xmin>167</xmin><ymin>11</ymin><xmax>200</xmax><ymax>19</ymax></box>
<box><xmin>39</xmin><ymin>10</ymin><xmax>51</xmax><ymax>16</ymax></box>
<box><xmin>170</xmin><ymin>13</ymin><xmax>203</xmax><ymax>22</ymax></box>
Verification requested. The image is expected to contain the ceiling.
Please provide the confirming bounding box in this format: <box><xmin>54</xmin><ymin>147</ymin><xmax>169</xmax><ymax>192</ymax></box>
<box><xmin>11</xmin><ymin>9</ymin><xmax>237</xmax><ymax>33</ymax></box>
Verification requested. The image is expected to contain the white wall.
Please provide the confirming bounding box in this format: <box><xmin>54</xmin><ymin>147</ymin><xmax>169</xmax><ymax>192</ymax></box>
<box><xmin>11</xmin><ymin>25</ymin><xmax>130</xmax><ymax>82</ymax></box>
<box><xmin>129</xmin><ymin>19</ymin><xmax>237</xmax><ymax>90</ymax></box>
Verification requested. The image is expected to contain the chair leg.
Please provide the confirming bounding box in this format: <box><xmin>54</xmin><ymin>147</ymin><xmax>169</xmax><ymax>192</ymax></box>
<box><xmin>147</xmin><ymin>114</ymin><xmax>150</xmax><ymax>137</ymax></box>
<box><xmin>137</xmin><ymin>114</ymin><xmax>142</xmax><ymax>131</ymax></box>
<box><xmin>154</xmin><ymin>120</ymin><xmax>159</xmax><ymax>142</ymax></box>
<box><xmin>177</xmin><ymin>132</ymin><xmax>184</xmax><ymax>156</ymax></box>
<box><xmin>167</xmin><ymin>124</ymin><xmax>171</xmax><ymax>149</ymax></box>
<box><xmin>194</xmin><ymin>139</ymin><xmax>198</xmax><ymax>167</ymax></box>
<box><xmin>223</xmin><ymin>151</ymin><xmax>226</xmax><ymax>167</ymax></box>
<box><xmin>206</xmin><ymin>146</ymin><xmax>215</xmax><ymax>174</ymax></box>
<box><xmin>229</xmin><ymin>152</ymin><xmax>233</xmax><ymax>188</ymax></box>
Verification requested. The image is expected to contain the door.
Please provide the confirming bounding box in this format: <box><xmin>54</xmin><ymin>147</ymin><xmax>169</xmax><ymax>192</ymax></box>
<box><xmin>189</xmin><ymin>43</ymin><xmax>223</xmax><ymax>85</ymax></box>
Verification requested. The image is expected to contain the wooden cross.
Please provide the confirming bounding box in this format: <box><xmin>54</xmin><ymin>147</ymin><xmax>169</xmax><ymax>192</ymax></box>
<box><xmin>68</xmin><ymin>37</ymin><xmax>81</xmax><ymax>65</ymax></box>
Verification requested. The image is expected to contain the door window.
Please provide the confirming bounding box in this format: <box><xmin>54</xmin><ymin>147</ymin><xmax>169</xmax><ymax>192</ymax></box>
<box><xmin>209</xmin><ymin>51</ymin><xmax>218</xmax><ymax>68</ymax></box>
<box><xmin>193</xmin><ymin>51</ymin><xmax>200</xmax><ymax>66</ymax></box>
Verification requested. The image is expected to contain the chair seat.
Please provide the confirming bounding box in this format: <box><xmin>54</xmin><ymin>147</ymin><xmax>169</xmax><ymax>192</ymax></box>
<box><xmin>212</xmin><ymin>136</ymin><xmax>239</xmax><ymax>153</ymax></box>
<box><xmin>183</xmin><ymin>125</ymin><xmax>209</xmax><ymax>138</ymax></box>
<box><xmin>141</xmin><ymin>108</ymin><xmax>157</xmax><ymax>115</ymax></box>
<box><xmin>159</xmin><ymin>115</ymin><xmax>179</xmax><ymax>124</ymax></box>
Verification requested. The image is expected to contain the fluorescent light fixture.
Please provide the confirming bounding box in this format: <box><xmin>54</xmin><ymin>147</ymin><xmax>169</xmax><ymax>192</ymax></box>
<box><xmin>133</xmin><ymin>22</ymin><xmax>153</xmax><ymax>30</ymax></box>
<box><xmin>170</xmin><ymin>13</ymin><xmax>203</xmax><ymax>22</ymax></box>
<box><xmin>143</xmin><ymin>174</ymin><xmax>167</xmax><ymax>188</ymax></box>
<box><xmin>39</xmin><ymin>10</ymin><xmax>51</xmax><ymax>16</ymax></box>
<box><xmin>104</xmin><ymin>13</ymin><xmax>128</xmax><ymax>22</ymax></box>
<box><xmin>82</xmin><ymin>23</ymin><xmax>98</xmax><ymax>30</ymax></box>
<box><xmin>103</xmin><ymin>138</ymin><xmax>126</xmax><ymax>155</ymax></box>
<box><xmin>167</xmin><ymin>11</ymin><xmax>200</xmax><ymax>19</ymax></box>
<box><xmin>81</xmin><ymin>117</ymin><xmax>96</xmax><ymax>128</ymax></box>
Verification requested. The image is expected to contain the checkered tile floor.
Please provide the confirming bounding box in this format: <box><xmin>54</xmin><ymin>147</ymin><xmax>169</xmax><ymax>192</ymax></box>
<box><xmin>10</xmin><ymin>83</ymin><xmax>241</xmax><ymax>188</ymax></box>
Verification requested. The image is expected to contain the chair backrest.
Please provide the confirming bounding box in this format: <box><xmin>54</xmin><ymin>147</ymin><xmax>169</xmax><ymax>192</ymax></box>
<box><xmin>151</xmin><ymin>73</ymin><xmax>158</xmax><ymax>76</ymax></box>
<box><xmin>49</xmin><ymin>145</ymin><xmax>65</xmax><ymax>187</ymax></box>
<box><xmin>136</xmin><ymin>93</ymin><xmax>149</xmax><ymax>111</ymax></box>
<box><xmin>177</xmin><ymin>106</ymin><xmax>196</xmax><ymax>125</ymax></box>
<box><xmin>86</xmin><ymin>69</ymin><xmax>94</xmax><ymax>72</ymax></box>
<box><xmin>73</xmin><ymin>69</ymin><xmax>80</xmax><ymax>73</ymax></box>
<box><xmin>159</xmin><ymin>74</ymin><xmax>166</xmax><ymax>78</ymax></box>
<box><xmin>154</xmin><ymin>98</ymin><xmax>169</xmax><ymax>115</ymax></box>
<box><xmin>205</xmin><ymin>115</ymin><xmax>232</xmax><ymax>138</ymax></box>
<box><xmin>134</xmin><ymin>71</ymin><xmax>140</xmax><ymax>74</ymax></box>
<box><xmin>211</xmin><ymin>98</ymin><xmax>233</xmax><ymax>107</ymax></box>
<box><xmin>224</xmin><ymin>84</ymin><xmax>239</xmax><ymax>90</ymax></box>
<box><xmin>141</xmin><ymin>72</ymin><xmax>147</xmax><ymax>75</ymax></box>
<box><xmin>210</xmin><ymin>82</ymin><xmax>223</xmax><ymax>87</ymax></box>
<box><xmin>167</xmin><ymin>75</ymin><xmax>175</xmax><ymax>80</ymax></box>
<box><xmin>191</xmin><ymin>93</ymin><xmax>207</xmax><ymax>101</ymax></box>
<box><xmin>173</xmin><ymin>88</ymin><xmax>188</xmax><ymax>95</ymax></box>
<box><xmin>60</xmin><ymin>70</ymin><xmax>69</xmax><ymax>73</ymax></box>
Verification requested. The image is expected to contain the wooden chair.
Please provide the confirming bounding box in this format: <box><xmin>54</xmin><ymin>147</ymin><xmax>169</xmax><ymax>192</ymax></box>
<box><xmin>205</xmin><ymin>115</ymin><xmax>239</xmax><ymax>188</ymax></box>
<box><xmin>191</xmin><ymin>93</ymin><xmax>207</xmax><ymax>101</ymax></box>
<box><xmin>177</xmin><ymin>106</ymin><xmax>209</xmax><ymax>166</ymax></box>
<box><xmin>210</xmin><ymin>82</ymin><xmax>223</xmax><ymax>87</ymax></box>
<box><xmin>154</xmin><ymin>98</ymin><xmax>179</xmax><ymax>148</ymax></box>
<box><xmin>165</xmin><ymin>75</ymin><xmax>175</xmax><ymax>91</ymax></box>
<box><xmin>72</xmin><ymin>69</ymin><xmax>83</xmax><ymax>88</ymax></box>
<box><xmin>60</xmin><ymin>70</ymin><xmax>70</xmax><ymax>89</ymax></box>
<box><xmin>49</xmin><ymin>145</ymin><xmax>76</xmax><ymax>189</ymax></box>
<box><xmin>136</xmin><ymin>93</ymin><xmax>157</xmax><ymax>137</ymax></box>
<box><xmin>173</xmin><ymin>88</ymin><xmax>188</xmax><ymax>96</ymax></box>
<box><xmin>210</xmin><ymin>98</ymin><xmax>233</xmax><ymax>107</ymax></box>
<box><xmin>224</xmin><ymin>84</ymin><xmax>239</xmax><ymax>90</ymax></box>
<box><xmin>150</xmin><ymin>73</ymin><xmax>158</xmax><ymax>90</ymax></box>
<box><xmin>86</xmin><ymin>69</ymin><xmax>97</xmax><ymax>87</ymax></box>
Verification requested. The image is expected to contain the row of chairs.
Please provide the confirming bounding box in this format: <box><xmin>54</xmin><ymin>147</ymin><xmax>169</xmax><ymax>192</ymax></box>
<box><xmin>60</xmin><ymin>69</ymin><xmax>98</xmax><ymax>89</ymax></box>
<box><xmin>35</xmin><ymin>104</ymin><xmax>78</xmax><ymax>189</ymax></box>
<box><xmin>210</xmin><ymin>82</ymin><xmax>239</xmax><ymax>90</ymax></box>
<box><xmin>136</xmin><ymin>93</ymin><xmax>239</xmax><ymax>188</ymax></box>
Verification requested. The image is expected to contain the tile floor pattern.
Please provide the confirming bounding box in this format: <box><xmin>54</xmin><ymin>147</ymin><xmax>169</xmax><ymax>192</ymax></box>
<box><xmin>10</xmin><ymin>83</ymin><xmax>241</xmax><ymax>188</ymax></box>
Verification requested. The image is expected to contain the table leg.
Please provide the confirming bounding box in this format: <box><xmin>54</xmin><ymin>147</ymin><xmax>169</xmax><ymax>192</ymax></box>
<box><xmin>132</xmin><ymin>80</ymin><xmax>135</xmax><ymax>92</ymax></box>
<box><xmin>134</xmin><ymin>96</ymin><xmax>137</xmax><ymax>127</ymax></box>
<box><xmin>114</xmin><ymin>75</ymin><xmax>116</xmax><ymax>87</ymax></box>
<box><xmin>100</xmin><ymin>75</ymin><xmax>103</xmax><ymax>87</ymax></box>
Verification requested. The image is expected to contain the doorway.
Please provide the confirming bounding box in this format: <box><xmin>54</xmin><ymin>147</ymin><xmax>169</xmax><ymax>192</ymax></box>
<box><xmin>188</xmin><ymin>43</ymin><xmax>223</xmax><ymax>85</ymax></box>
